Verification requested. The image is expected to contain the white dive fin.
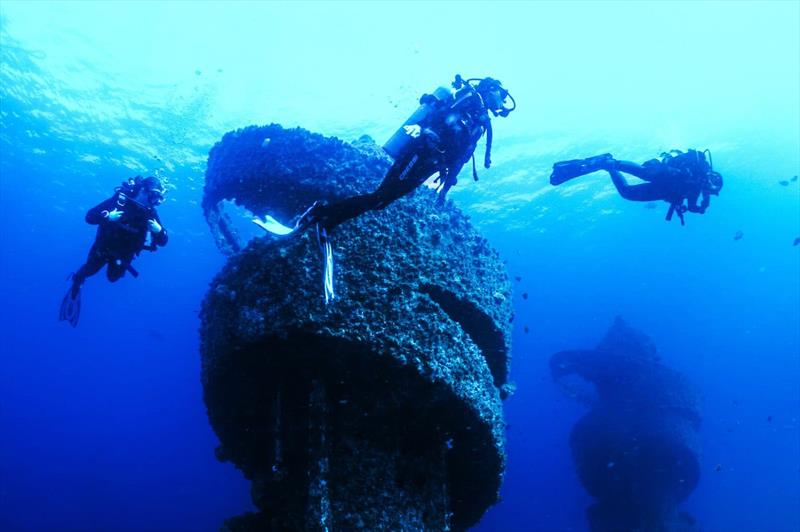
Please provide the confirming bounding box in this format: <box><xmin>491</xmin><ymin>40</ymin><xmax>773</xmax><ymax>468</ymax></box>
<box><xmin>316</xmin><ymin>225</ymin><xmax>335</xmax><ymax>304</ymax></box>
<box><xmin>323</xmin><ymin>238</ymin><xmax>335</xmax><ymax>304</ymax></box>
<box><xmin>252</xmin><ymin>215</ymin><xmax>296</xmax><ymax>236</ymax></box>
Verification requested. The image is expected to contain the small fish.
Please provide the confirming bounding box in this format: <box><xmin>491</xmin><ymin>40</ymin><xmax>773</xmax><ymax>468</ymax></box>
<box><xmin>767</xmin><ymin>415</ymin><xmax>773</xmax><ymax>422</ymax></box>
<box><xmin>793</xmin><ymin>237</ymin><xmax>800</xmax><ymax>247</ymax></box>
<box><xmin>715</xmin><ymin>464</ymin><xmax>722</xmax><ymax>472</ymax></box>
<box><xmin>509</xmin><ymin>314</ymin><xmax>515</xmax><ymax>324</ymax></box>
<box><xmin>733</xmin><ymin>230</ymin><xmax>743</xmax><ymax>241</ymax></box>
<box><xmin>523</xmin><ymin>326</ymin><xmax>529</xmax><ymax>334</ymax></box>
<box><xmin>779</xmin><ymin>180</ymin><xmax>790</xmax><ymax>186</ymax></box>
<box><xmin>522</xmin><ymin>292</ymin><xmax>528</xmax><ymax>300</ymax></box>
<box><xmin>514</xmin><ymin>276</ymin><xmax>522</xmax><ymax>282</ymax></box>
<box><xmin>645</xmin><ymin>202</ymin><xmax>659</xmax><ymax>209</ymax></box>
<box><xmin>792</xmin><ymin>175</ymin><xmax>799</xmax><ymax>182</ymax></box>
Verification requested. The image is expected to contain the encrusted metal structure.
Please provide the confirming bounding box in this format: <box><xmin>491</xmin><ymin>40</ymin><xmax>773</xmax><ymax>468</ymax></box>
<box><xmin>200</xmin><ymin>125</ymin><xmax>512</xmax><ymax>530</ymax></box>
<box><xmin>551</xmin><ymin>317</ymin><xmax>701</xmax><ymax>531</ymax></box>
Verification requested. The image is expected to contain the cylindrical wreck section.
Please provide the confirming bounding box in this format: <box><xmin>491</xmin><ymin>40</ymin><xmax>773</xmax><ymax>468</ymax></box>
<box><xmin>550</xmin><ymin>317</ymin><xmax>700</xmax><ymax>532</ymax></box>
<box><xmin>200</xmin><ymin>125</ymin><xmax>513</xmax><ymax>531</ymax></box>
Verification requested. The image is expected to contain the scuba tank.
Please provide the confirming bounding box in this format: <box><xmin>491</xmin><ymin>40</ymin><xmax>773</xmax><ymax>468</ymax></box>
<box><xmin>382</xmin><ymin>86</ymin><xmax>453</xmax><ymax>161</ymax></box>
<box><xmin>660</xmin><ymin>149</ymin><xmax>710</xmax><ymax>174</ymax></box>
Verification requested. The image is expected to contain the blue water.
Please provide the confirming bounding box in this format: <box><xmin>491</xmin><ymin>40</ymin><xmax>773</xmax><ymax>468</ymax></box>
<box><xmin>1</xmin><ymin>2</ymin><xmax>798</xmax><ymax>530</ymax></box>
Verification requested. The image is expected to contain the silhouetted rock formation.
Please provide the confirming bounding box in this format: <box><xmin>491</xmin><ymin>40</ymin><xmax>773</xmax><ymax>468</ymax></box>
<box><xmin>550</xmin><ymin>317</ymin><xmax>700</xmax><ymax>532</ymax></box>
<box><xmin>201</xmin><ymin>125</ymin><xmax>512</xmax><ymax>530</ymax></box>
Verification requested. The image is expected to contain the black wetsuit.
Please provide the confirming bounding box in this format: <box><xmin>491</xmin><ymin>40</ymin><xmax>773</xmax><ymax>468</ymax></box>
<box><xmin>311</xmin><ymin>87</ymin><xmax>492</xmax><ymax>231</ymax></box>
<box><xmin>609</xmin><ymin>159</ymin><xmax>710</xmax><ymax>214</ymax></box>
<box><xmin>73</xmin><ymin>194</ymin><xmax>168</xmax><ymax>288</ymax></box>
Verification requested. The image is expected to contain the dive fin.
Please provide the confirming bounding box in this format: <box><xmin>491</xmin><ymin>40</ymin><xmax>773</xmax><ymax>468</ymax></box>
<box><xmin>550</xmin><ymin>153</ymin><xmax>613</xmax><ymax>186</ymax></box>
<box><xmin>253</xmin><ymin>215</ymin><xmax>296</xmax><ymax>236</ymax></box>
<box><xmin>59</xmin><ymin>282</ymin><xmax>82</xmax><ymax>328</ymax></box>
<box><xmin>316</xmin><ymin>224</ymin><xmax>335</xmax><ymax>304</ymax></box>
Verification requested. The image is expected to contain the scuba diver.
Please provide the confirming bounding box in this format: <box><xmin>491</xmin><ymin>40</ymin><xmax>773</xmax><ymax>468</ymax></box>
<box><xmin>59</xmin><ymin>175</ymin><xmax>169</xmax><ymax>327</ymax></box>
<box><xmin>550</xmin><ymin>149</ymin><xmax>723</xmax><ymax>225</ymax></box>
<box><xmin>253</xmin><ymin>74</ymin><xmax>515</xmax><ymax>302</ymax></box>
<box><xmin>294</xmin><ymin>75</ymin><xmax>514</xmax><ymax>230</ymax></box>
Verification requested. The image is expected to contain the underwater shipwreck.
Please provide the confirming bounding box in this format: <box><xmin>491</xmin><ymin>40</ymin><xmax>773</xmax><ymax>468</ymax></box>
<box><xmin>551</xmin><ymin>317</ymin><xmax>701</xmax><ymax>532</ymax></box>
<box><xmin>199</xmin><ymin>125</ymin><xmax>513</xmax><ymax>530</ymax></box>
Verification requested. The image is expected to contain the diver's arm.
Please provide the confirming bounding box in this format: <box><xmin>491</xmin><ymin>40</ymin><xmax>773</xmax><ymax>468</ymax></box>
<box><xmin>686</xmin><ymin>190</ymin><xmax>710</xmax><ymax>213</ymax></box>
<box><xmin>149</xmin><ymin>211</ymin><xmax>168</xmax><ymax>246</ymax></box>
<box><xmin>85</xmin><ymin>198</ymin><xmax>118</xmax><ymax>225</ymax></box>
<box><xmin>436</xmin><ymin>159</ymin><xmax>468</xmax><ymax>206</ymax></box>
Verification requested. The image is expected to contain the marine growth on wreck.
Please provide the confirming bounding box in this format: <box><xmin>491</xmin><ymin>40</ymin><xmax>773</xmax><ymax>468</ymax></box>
<box><xmin>550</xmin><ymin>317</ymin><xmax>701</xmax><ymax>532</ymax></box>
<box><xmin>200</xmin><ymin>125</ymin><xmax>513</xmax><ymax>530</ymax></box>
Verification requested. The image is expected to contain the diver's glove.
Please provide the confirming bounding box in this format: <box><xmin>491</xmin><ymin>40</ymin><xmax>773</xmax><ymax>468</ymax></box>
<box><xmin>148</xmin><ymin>219</ymin><xmax>163</xmax><ymax>233</ymax></box>
<box><xmin>102</xmin><ymin>208</ymin><xmax>123</xmax><ymax>222</ymax></box>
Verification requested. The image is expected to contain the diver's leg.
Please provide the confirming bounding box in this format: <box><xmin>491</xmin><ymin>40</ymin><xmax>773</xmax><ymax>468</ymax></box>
<box><xmin>608</xmin><ymin>169</ymin><xmax>664</xmax><ymax>202</ymax></box>
<box><xmin>311</xmin><ymin>155</ymin><xmax>435</xmax><ymax>231</ymax></box>
<box><xmin>313</xmin><ymin>192</ymin><xmax>382</xmax><ymax>231</ymax></box>
<box><xmin>72</xmin><ymin>245</ymin><xmax>106</xmax><ymax>295</ymax></box>
<box><xmin>613</xmin><ymin>161</ymin><xmax>660</xmax><ymax>181</ymax></box>
<box><xmin>371</xmin><ymin>157</ymin><xmax>436</xmax><ymax>209</ymax></box>
<box><xmin>550</xmin><ymin>153</ymin><xmax>614</xmax><ymax>185</ymax></box>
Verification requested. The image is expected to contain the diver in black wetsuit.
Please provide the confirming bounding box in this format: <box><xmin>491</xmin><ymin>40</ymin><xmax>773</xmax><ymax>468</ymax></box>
<box><xmin>59</xmin><ymin>176</ymin><xmax>169</xmax><ymax>327</ymax></box>
<box><xmin>295</xmin><ymin>75</ymin><xmax>515</xmax><ymax>232</ymax></box>
<box><xmin>550</xmin><ymin>149</ymin><xmax>723</xmax><ymax>225</ymax></box>
<box><xmin>252</xmin><ymin>75</ymin><xmax>514</xmax><ymax>303</ymax></box>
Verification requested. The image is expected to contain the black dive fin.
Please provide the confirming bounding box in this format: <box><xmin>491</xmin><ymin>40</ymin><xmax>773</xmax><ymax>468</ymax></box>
<box><xmin>550</xmin><ymin>153</ymin><xmax>614</xmax><ymax>186</ymax></box>
<box><xmin>59</xmin><ymin>283</ymin><xmax>82</xmax><ymax>328</ymax></box>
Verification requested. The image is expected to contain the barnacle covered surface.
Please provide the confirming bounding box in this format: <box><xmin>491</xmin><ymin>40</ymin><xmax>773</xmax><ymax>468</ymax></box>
<box><xmin>201</xmin><ymin>125</ymin><xmax>513</xmax><ymax>530</ymax></box>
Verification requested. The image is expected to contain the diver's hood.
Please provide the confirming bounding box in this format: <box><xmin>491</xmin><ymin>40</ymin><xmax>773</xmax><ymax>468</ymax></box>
<box><xmin>141</xmin><ymin>176</ymin><xmax>165</xmax><ymax>194</ymax></box>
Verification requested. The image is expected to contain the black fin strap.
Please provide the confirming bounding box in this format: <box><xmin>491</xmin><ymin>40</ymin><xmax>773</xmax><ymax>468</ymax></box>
<box><xmin>484</xmin><ymin>119</ymin><xmax>493</xmax><ymax>169</ymax></box>
<box><xmin>472</xmin><ymin>153</ymin><xmax>479</xmax><ymax>181</ymax></box>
